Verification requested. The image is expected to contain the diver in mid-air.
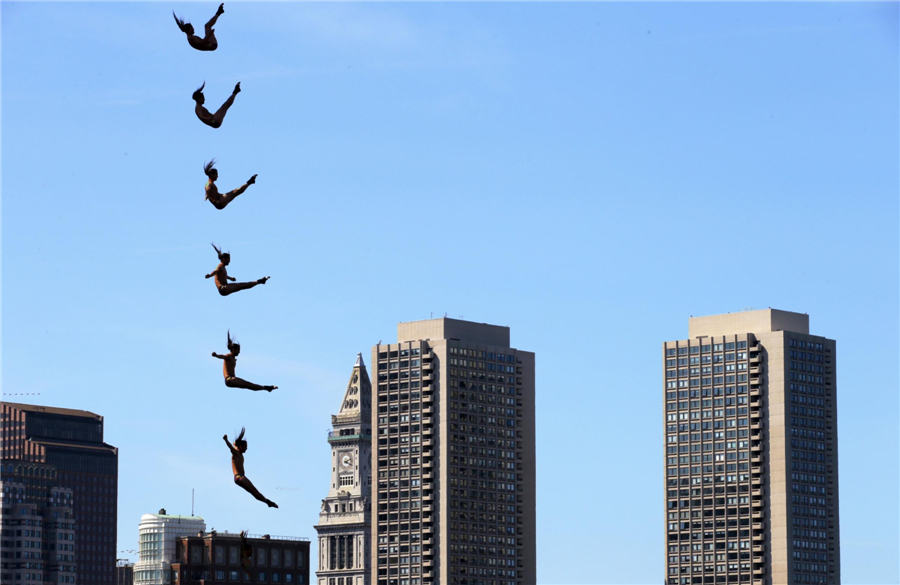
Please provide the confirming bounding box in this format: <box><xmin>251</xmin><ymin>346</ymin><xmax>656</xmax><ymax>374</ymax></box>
<box><xmin>174</xmin><ymin>4</ymin><xmax>225</xmax><ymax>52</ymax></box>
<box><xmin>206</xmin><ymin>244</ymin><xmax>269</xmax><ymax>296</ymax></box>
<box><xmin>193</xmin><ymin>81</ymin><xmax>242</xmax><ymax>129</ymax></box>
<box><xmin>212</xmin><ymin>331</ymin><xmax>278</xmax><ymax>392</ymax></box>
<box><xmin>223</xmin><ymin>429</ymin><xmax>279</xmax><ymax>508</ymax></box>
<box><xmin>203</xmin><ymin>160</ymin><xmax>257</xmax><ymax>209</ymax></box>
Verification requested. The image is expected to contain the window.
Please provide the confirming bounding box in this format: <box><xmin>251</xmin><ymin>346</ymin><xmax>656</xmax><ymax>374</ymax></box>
<box><xmin>340</xmin><ymin>475</ymin><xmax>354</xmax><ymax>487</ymax></box>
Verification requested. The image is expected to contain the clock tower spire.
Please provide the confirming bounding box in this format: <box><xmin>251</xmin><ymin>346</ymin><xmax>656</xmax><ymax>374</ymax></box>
<box><xmin>314</xmin><ymin>353</ymin><xmax>372</xmax><ymax>585</ymax></box>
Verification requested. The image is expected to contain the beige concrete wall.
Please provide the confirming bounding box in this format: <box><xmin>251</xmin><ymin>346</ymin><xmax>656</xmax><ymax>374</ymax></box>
<box><xmin>689</xmin><ymin>309</ymin><xmax>809</xmax><ymax>339</ymax></box>
<box><xmin>759</xmin><ymin>330</ymin><xmax>790</xmax><ymax>585</ymax></box>
<box><xmin>398</xmin><ymin>318</ymin><xmax>510</xmax><ymax>347</ymax></box>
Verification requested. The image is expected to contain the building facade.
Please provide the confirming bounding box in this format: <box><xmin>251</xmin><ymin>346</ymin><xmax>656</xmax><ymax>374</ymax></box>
<box><xmin>1</xmin><ymin>402</ymin><xmax>119</xmax><ymax>584</ymax></box>
<box><xmin>663</xmin><ymin>309</ymin><xmax>840</xmax><ymax>585</ymax></box>
<box><xmin>370</xmin><ymin>318</ymin><xmax>536</xmax><ymax>585</ymax></box>
<box><xmin>117</xmin><ymin>559</ymin><xmax>135</xmax><ymax>585</ymax></box>
<box><xmin>0</xmin><ymin>460</ymin><xmax>76</xmax><ymax>584</ymax></box>
<box><xmin>315</xmin><ymin>354</ymin><xmax>373</xmax><ymax>585</ymax></box>
<box><xmin>134</xmin><ymin>509</ymin><xmax>206</xmax><ymax>585</ymax></box>
<box><xmin>170</xmin><ymin>531</ymin><xmax>310</xmax><ymax>584</ymax></box>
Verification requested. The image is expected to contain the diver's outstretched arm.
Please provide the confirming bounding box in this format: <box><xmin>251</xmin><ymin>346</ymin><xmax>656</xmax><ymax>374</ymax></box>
<box><xmin>235</xmin><ymin>475</ymin><xmax>278</xmax><ymax>508</ymax></box>
<box><xmin>212</xmin><ymin>352</ymin><xmax>227</xmax><ymax>360</ymax></box>
<box><xmin>225</xmin><ymin>377</ymin><xmax>277</xmax><ymax>392</ymax></box>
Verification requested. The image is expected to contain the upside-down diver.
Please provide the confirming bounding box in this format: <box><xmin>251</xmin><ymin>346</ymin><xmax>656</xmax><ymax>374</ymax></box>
<box><xmin>173</xmin><ymin>4</ymin><xmax>225</xmax><ymax>52</ymax></box>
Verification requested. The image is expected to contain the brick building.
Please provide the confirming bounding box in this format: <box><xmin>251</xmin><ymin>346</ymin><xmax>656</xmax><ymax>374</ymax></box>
<box><xmin>171</xmin><ymin>531</ymin><xmax>310</xmax><ymax>584</ymax></box>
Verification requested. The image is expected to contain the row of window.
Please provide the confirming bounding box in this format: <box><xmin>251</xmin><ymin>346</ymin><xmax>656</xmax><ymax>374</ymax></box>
<box><xmin>177</xmin><ymin>569</ymin><xmax>304</xmax><ymax>583</ymax></box>
<box><xmin>667</xmin><ymin>342</ymin><xmax>751</xmax><ymax>357</ymax></box>
<box><xmin>448</xmin><ymin>348</ymin><xmax>515</xmax><ymax>363</ymax></box>
<box><xmin>379</xmin><ymin>349</ymin><xmax>422</xmax><ymax>360</ymax></box>
<box><xmin>668</xmin><ymin>352</ymin><xmax>750</xmax><ymax>367</ymax></box>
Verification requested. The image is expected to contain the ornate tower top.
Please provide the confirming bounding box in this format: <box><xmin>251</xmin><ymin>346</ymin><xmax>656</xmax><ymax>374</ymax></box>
<box><xmin>333</xmin><ymin>353</ymin><xmax>371</xmax><ymax>427</ymax></box>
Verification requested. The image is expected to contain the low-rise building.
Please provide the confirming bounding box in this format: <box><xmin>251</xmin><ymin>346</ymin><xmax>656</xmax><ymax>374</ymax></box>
<box><xmin>171</xmin><ymin>531</ymin><xmax>310</xmax><ymax>584</ymax></box>
<box><xmin>117</xmin><ymin>559</ymin><xmax>135</xmax><ymax>585</ymax></box>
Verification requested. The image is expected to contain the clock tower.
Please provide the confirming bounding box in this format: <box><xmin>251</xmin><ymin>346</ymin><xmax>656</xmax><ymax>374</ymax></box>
<box><xmin>314</xmin><ymin>354</ymin><xmax>372</xmax><ymax>585</ymax></box>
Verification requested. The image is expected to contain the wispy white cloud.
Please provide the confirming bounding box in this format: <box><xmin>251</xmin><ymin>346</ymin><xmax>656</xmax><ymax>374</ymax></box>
<box><xmin>243</xmin><ymin>4</ymin><xmax>511</xmax><ymax>72</ymax></box>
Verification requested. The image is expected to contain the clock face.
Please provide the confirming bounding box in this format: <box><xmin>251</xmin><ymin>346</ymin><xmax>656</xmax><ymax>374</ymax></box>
<box><xmin>341</xmin><ymin>454</ymin><xmax>353</xmax><ymax>469</ymax></box>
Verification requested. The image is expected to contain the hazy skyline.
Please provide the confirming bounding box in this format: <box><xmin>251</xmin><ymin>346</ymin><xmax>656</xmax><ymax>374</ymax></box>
<box><xmin>2</xmin><ymin>2</ymin><xmax>898</xmax><ymax>583</ymax></box>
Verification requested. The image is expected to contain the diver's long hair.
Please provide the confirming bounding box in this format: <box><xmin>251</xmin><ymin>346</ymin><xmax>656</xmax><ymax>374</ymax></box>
<box><xmin>211</xmin><ymin>242</ymin><xmax>228</xmax><ymax>262</ymax></box>
<box><xmin>227</xmin><ymin>330</ymin><xmax>240</xmax><ymax>352</ymax></box>
<box><xmin>173</xmin><ymin>12</ymin><xmax>191</xmax><ymax>34</ymax></box>
<box><xmin>203</xmin><ymin>159</ymin><xmax>216</xmax><ymax>178</ymax></box>
<box><xmin>192</xmin><ymin>81</ymin><xmax>206</xmax><ymax>102</ymax></box>
<box><xmin>234</xmin><ymin>427</ymin><xmax>246</xmax><ymax>448</ymax></box>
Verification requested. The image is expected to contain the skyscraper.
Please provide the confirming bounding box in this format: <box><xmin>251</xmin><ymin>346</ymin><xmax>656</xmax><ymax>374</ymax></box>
<box><xmin>1</xmin><ymin>402</ymin><xmax>119</xmax><ymax>584</ymax></box>
<box><xmin>663</xmin><ymin>309</ymin><xmax>840</xmax><ymax>585</ymax></box>
<box><xmin>315</xmin><ymin>353</ymin><xmax>373</xmax><ymax>585</ymax></box>
<box><xmin>370</xmin><ymin>318</ymin><xmax>536</xmax><ymax>585</ymax></box>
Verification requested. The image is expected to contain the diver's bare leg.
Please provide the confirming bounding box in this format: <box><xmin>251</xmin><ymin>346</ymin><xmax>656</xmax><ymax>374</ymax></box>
<box><xmin>216</xmin><ymin>183</ymin><xmax>249</xmax><ymax>208</ymax></box>
<box><xmin>212</xmin><ymin>84</ymin><xmax>239</xmax><ymax>126</ymax></box>
<box><xmin>236</xmin><ymin>475</ymin><xmax>278</xmax><ymax>508</ymax></box>
<box><xmin>218</xmin><ymin>280</ymin><xmax>267</xmax><ymax>296</ymax></box>
<box><xmin>225</xmin><ymin>377</ymin><xmax>277</xmax><ymax>392</ymax></box>
<box><xmin>205</xmin><ymin>4</ymin><xmax>224</xmax><ymax>32</ymax></box>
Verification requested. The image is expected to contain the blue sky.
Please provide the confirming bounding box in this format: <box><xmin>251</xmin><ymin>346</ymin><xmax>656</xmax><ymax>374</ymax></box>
<box><xmin>2</xmin><ymin>2</ymin><xmax>898</xmax><ymax>583</ymax></box>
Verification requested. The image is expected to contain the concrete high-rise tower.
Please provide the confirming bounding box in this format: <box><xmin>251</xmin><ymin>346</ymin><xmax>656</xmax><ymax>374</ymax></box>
<box><xmin>315</xmin><ymin>354</ymin><xmax>373</xmax><ymax>585</ymax></box>
<box><xmin>663</xmin><ymin>309</ymin><xmax>840</xmax><ymax>585</ymax></box>
<box><xmin>370</xmin><ymin>318</ymin><xmax>536</xmax><ymax>585</ymax></box>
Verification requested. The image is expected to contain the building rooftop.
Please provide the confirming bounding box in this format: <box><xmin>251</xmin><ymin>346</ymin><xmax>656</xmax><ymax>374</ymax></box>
<box><xmin>396</xmin><ymin>317</ymin><xmax>510</xmax><ymax>347</ymax></box>
<box><xmin>688</xmin><ymin>308</ymin><xmax>810</xmax><ymax>338</ymax></box>
<box><xmin>31</xmin><ymin>439</ymin><xmax>118</xmax><ymax>453</ymax></box>
<box><xmin>179</xmin><ymin>531</ymin><xmax>310</xmax><ymax>542</ymax></box>
<box><xmin>4</xmin><ymin>402</ymin><xmax>102</xmax><ymax>420</ymax></box>
<box><xmin>140</xmin><ymin>513</ymin><xmax>205</xmax><ymax>522</ymax></box>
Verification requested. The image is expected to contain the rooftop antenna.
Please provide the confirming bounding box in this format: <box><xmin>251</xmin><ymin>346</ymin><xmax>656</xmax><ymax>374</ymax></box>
<box><xmin>192</xmin><ymin>488</ymin><xmax>195</xmax><ymax>516</ymax></box>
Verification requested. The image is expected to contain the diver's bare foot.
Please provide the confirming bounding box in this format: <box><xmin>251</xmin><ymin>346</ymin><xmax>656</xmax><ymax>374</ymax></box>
<box><xmin>265</xmin><ymin>386</ymin><xmax>277</xmax><ymax>392</ymax></box>
<box><xmin>233</xmin><ymin>82</ymin><xmax>241</xmax><ymax>95</ymax></box>
<box><xmin>247</xmin><ymin>174</ymin><xmax>257</xmax><ymax>185</ymax></box>
<box><xmin>217</xmin><ymin>3</ymin><xmax>225</xmax><ymax>14</ymax></box>
<box><xmin>266</xmin><ymin>500</ymin><xmax>278</xmax><ymax>508</ymax></box>
<box><xmin>257</xmin><ymin>277</ymin><xmax>270</xmax><ymax>285</ymax></box>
